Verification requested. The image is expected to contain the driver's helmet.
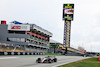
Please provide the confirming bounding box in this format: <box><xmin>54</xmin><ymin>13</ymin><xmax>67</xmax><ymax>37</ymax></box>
<box><xmin>48</xmin><ymin>56</ymin><xmax>50</xmax><ymax>58</ymax></box>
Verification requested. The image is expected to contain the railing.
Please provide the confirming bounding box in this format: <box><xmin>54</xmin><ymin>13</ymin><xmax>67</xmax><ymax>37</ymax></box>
<box><xmin>29</xmin><ymin>35</ymin><xmax>49</xmax><ymax>44</ymax></box>
<box><xmin>29</xmin><ymin>42</ymin><xmax>49</xmax><ymax>48</ymax></box>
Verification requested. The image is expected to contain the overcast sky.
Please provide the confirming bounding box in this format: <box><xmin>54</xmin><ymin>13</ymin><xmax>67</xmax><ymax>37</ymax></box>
<box><xmin>0</xmin><ymin>0</ymin><xmax>100</xmax><ymax>52</ymax></box>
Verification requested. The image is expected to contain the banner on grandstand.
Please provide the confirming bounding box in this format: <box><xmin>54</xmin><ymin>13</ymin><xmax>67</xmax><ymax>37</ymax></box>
<box><xmin>8</xmin><ymin>24</ymin><xmax>30</xmax><ymax>31</ymax></box>
<box><xmin>26</xmin><ymin>31</ymin><xmax>48</xmax><ymax>40</ymax></box>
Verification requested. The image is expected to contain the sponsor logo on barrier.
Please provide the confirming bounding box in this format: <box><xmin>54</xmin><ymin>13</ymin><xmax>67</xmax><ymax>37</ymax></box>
<box><xmin>35</xmin><ymin>53</ymin><xmax>37</xmax><ymax>55</ymax></box>
<box><xmin>23</xmin><ymin>52</ymin><xmax>25</xmax><ymax>55</ymax></box>
<box><xmin>18</xmin><ymin>52</ymin><xmax>20</xmax><ymax>55</ymax></box>
<box><xmin>4</xmin><ymin>52</ymin><xmax>7</xmax><ymax>55</ymax></box>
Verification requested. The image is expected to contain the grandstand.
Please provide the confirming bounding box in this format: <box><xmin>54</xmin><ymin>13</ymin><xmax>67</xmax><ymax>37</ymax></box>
<box><xmin>0</xmin><ymin>21</ymin><xmax>52</xmax><ymax>53</ymax></box>
<box><xmin>49</xmin><ymin>39</ymin><xmax>84</xmax><ymax>56</ymax></box>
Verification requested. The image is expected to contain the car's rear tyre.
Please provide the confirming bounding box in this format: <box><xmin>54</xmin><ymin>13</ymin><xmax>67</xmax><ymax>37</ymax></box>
<box><xmin>54</xmin><ymin>58</ymin><xmax>57</xmax><ymax>62</ymax></box>
<box><xmin>36</xmin><ymin>58</ymin><xmax>41</xmax><ymax>63</ymax></box>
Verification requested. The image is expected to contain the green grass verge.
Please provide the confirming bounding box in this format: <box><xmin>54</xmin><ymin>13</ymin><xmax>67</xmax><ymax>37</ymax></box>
<box><xmin>58</xmin><ymin>58</ymin><xmax>100</xmax><ymax>67</ymax></box>
<box><xmin>45</xmin><ymin>53</ymin><xmax>60</xmax><ymax>55</ymax></box>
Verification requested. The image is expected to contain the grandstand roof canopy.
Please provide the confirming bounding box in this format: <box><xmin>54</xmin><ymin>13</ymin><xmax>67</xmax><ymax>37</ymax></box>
<box><xmin>11</xmin><ymin>21</ymin><xmax>23</xmax><ymax>24</ymax></box>
<box><xmin>50</xmin><ymin>39</ymin><xmax>61</xmax><ymax>44</ymax></box>
<box><xmin>50</xmin><ymin>39</ymin><xmax>63</xmax><ymax>47</ymax></box>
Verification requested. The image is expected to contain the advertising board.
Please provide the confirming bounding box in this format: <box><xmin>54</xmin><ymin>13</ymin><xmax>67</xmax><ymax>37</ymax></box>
<box><xmin>63</xmin><ymin>4</ymin><xmax>74</xmax><ymax>21</ymax></box>
<box><xmin>8</xmin><ymin>24</ymin><xmax>30</xmax><ymax>31</ymax></box>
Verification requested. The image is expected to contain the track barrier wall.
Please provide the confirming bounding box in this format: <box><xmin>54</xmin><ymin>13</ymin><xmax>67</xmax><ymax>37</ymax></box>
<box><xmin>0</xmin><ymin>52</ymin><xmax>45</xmax><ymax>55</ymax></box>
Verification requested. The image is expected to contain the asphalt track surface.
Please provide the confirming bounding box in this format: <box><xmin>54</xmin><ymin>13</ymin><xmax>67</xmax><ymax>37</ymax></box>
<box><xmin>0</xmin><ymin>55</ymin><xmax>90</xmax><ymax>67</ymax></box>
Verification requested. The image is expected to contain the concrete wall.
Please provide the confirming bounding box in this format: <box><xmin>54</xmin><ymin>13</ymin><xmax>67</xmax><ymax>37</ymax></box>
<box><xmin>0</xmin><ymin>24</ymin><xmax>29</xmax><ymax>45</ymax></box>
<box><xmin>0</xmin><ymin>24</ymin><xmax>8</xmax><ymax>41</ymax></box>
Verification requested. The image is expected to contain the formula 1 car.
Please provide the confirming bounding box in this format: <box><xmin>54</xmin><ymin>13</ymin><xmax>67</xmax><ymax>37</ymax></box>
<box><xmin>36</xmin><ymin>56</ymin><xmax>57</xmax><ymax>63</ymax></box>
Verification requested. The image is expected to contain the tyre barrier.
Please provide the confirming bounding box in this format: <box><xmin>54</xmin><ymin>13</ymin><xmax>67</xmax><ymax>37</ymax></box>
<box><xmin>18</xmin><ymin>52</ymin><xmax>20</xmax><ymax>55</ymax></box>
<box><xmin>25</xmin><ymin>52</ymin><xmax>27</xmax><ymax>55</ymax></box>
<box><xmin>0</xmin><ymin>52</ymin><xmax>44</xmax><ymax>55</ymax></box>
<box><xmin>29</xmin><ymin>52</ymin><xmax>31</xmax><ymax>55</ymax></box>
<box><xmin>40</xmin><ymin>53</ymin><xmax>42</xmax><ymax>55</ymax></box>
<box><xmin>23</xmin><ymin>52</ymin><xmax>25</xmax><ymax>55</ymax></box>
<box><xmin>33</xmin><ymin>53</ymin><xmax>35</xmax><ymax>55</ymax></box>
<box><xmin>8</xmin><ymin>52</ymin><xmax>11</xmax><ymax>55</ymax></box>
<box><xmin>14</xmin><ymin>52</ymin><xmax>18</xmax><ymax>55</ymax></box>
<box><xmin>35</xmin><ymin>53</ymin><xmax>37</xmax><ymax>55</ymax></box>
<box><xmin>4</xmin><ymin>52</ymin><xmax>7</xmax><ymax>55</ymax></box>
<box><xmin>27</xmin><ymin>52</ymin><xmax>29</xmax><ymax>55</ymax></box>
<box><xmin>11</xmin><ymin>52</ymin><xmax>14</xmax><ymax>55</ymax></box>
<box><xmin>31</xmin><ymin>52</ymin><xmax>33</xmax><ymax>55</ymax></box>
<box><xmin>20</xmin><ymin>52</ymin><xmax>23</xmax><ymax>55</ymax></box>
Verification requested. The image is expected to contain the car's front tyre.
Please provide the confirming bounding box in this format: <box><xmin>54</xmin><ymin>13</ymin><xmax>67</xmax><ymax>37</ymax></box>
<box><xmin>48</xmin><ymin>59</ymin><xmax>52</xmax><ymax>63</ymax></box>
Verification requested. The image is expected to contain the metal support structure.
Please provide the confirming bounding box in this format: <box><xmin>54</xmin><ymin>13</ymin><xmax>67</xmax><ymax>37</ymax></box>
<box><xmin>63</xmin><ymin>20</ymin><xmax>71</xmax><ymax>54</ymax></box>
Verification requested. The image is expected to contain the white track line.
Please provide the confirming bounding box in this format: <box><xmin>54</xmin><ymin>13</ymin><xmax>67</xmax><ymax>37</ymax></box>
<box><xmin>52</xmin><ymin>59</ymin><xmax>74</xmax><ymax>67</ymax></box>
<box><xmin>52</xmin><ymin>58</ymin><xmax>87</xmax><ymax>67</ymax></box>
<box><xmin>0</xmin><ymin>57</ymin><xmax>18</xmax><ymax>59</ymax></box>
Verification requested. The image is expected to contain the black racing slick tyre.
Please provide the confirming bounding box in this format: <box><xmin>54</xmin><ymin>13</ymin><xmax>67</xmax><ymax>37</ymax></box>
<box><xmin>36</xmin><ymin>58</ymin><xmax>41</xmax><ymax>63</ymax></box>
<box><xmin>48</xmin><ymin>59</ymin><xmax>52</xmax><ymax>63</ymax></box>
<box><xmin>54</xmin><ymin>58</ymin><xmax>57</xmax><ymax>62</ymax></box>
